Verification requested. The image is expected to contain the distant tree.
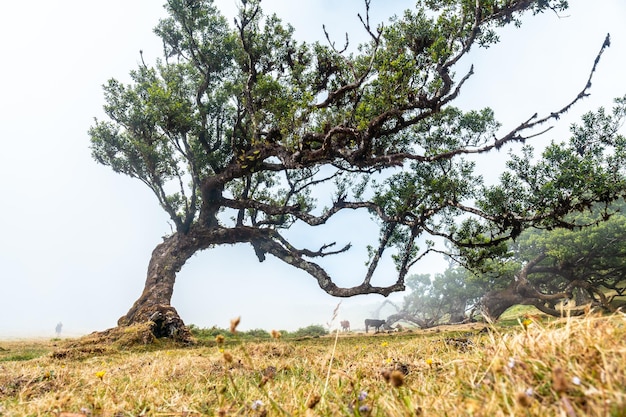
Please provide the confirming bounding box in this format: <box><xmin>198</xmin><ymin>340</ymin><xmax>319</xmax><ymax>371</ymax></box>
<box><xmin>479</xmin><ymin>200</ymin><xmax>626</xmax><ymax>320</ymax></box>
<box><xmin>89</xmin><ymin>0</ymin><xmax>624</xmax><ymax>341</ymax></box>
<box><xmin>290</xmin><ymin>324</ymin><xmax>328</xmax><ymax>338</ymax></box>
<box><xmin>386</xmin><ymin>266</ymin><xmax>483</xmax><ymax>328</ymax></box>
<box><xmin>446</xmin><ymin>99</ymin><xmax>626</xmax><ymax>320</ymax></box>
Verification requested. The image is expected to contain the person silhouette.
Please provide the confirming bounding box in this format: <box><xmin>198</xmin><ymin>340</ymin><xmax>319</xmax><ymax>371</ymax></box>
<box><xmin>55</xmin><ymin>322</ymin><xmax>63</xmax><ymax>337</ymax></box>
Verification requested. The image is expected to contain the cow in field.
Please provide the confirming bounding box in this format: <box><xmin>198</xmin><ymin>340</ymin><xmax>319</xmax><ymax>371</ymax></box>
<box><xmin>340</xmin><ymin>320</ymin><xmax>350</xmax><ymax>332</ymax></box>
<box><xmin>364</xmin><ymin>319</ymin><xmax>386</xmax><ymax>333</ymax></box>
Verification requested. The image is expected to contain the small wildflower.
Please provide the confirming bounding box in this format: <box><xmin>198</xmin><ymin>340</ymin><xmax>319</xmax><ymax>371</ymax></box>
<box><xmin>271</xmin><ymin>329</ymin><xmax>281</xmax><ymax>339</ymax></box>
<box><xmin>425</xmin><ymin>358</ymin><xmax>433</xmax><ymax>366</ymax></box>
<box><xmin>223</xmin><ymin>351</ymin><xmax>233</xmax><ymax>363</ymax></box>
<box><xmin>95</xmin><ymin>371</ymin><xmax>106</xmax><ymax>380</ymax></box>
<box><xmin>251</xmin><ymin>400</ymin><xmax>264</xmax><ymax>410</ymax></box>
<box><xmin>215</xmin><ymin>334</ymin><xmax>225</xmax><ymax>344</ymax></box>
<box><xmin>507</xmin><ymin>358</ymin><xmax>516</xmax><ymax>369</ymax></box>
<box><xmin>358</xmin><ymin>405</ymin><xmax>372</xmax><ymax>414</ymax></box>
<box><xmin>381</xmin><ymin>341</ymin><xmax>389</xmax><ymax>348</ymax></box>
<box><xmin>385</xmin><ymin>358</ymin><xmax>392</xmax><ymax>364</ymax></box>
<box><xmin>572</xmin><ymin>376</ymin><xmax>581</xmax><ymax>386</ymax></box>
<box><xmin>521</xmin><ymin>318</ymin><xmax>533</xmax><ymax>329</ymax></box>
<box><xmin>230</xmin><ymin>316</ymin><xmax>241</xmax><ymax>333</ymax></box>
<box><xmin>525</xmin><ymin>388</ymin><xmax>534</xmax><ymax>397</ymax></box>
<box><xmin>307</xmin><ymin>394</ymin><xmax>321</xmax><ymax>409</ymax></box>
<box><xmin>358</xmin><ymin>391</ymin><xmax>368</xmax><ymax>401</ymax></box>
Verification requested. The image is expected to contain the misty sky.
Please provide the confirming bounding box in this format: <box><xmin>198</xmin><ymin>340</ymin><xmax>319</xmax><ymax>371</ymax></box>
<box><xmin>1</xmin><ymin>1</ymin><xmax>625</xmax><ymax>338</ymax></box>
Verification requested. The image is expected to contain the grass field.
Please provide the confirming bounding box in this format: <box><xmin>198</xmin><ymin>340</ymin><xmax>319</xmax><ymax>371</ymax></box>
<box><xmin>1</xmin><ymin>312</ymin><xmax>625</xmax><ymax>416</ymax></box>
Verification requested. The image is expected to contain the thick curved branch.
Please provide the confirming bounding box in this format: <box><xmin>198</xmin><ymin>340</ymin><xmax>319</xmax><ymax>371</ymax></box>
<box><xmin>254</xmin><ymin>234</ymin><xmax>405</xmax><ymax>297</ymax></box>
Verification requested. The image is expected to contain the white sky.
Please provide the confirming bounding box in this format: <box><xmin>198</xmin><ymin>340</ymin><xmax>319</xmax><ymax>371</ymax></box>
<box><xmin>1</xmin><ymin>1</ymin><xmax>625</xmax><ymax>338</ymax></box>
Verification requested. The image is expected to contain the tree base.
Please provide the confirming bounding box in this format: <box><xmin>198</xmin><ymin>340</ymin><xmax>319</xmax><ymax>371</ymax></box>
<box><xmin>118</xmin><ymin>304</ymin><xmax>194</xmax><ymax>344</ymax></box>
<box><xmin>146</xmin><ymin>305</ymin><xmax>193</xmax><ymax>342</ymax></box>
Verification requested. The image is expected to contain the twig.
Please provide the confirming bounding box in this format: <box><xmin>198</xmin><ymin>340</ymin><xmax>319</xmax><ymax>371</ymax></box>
<box><xmin>322</xmin><ymin>302</ymin><xmax>342</xmax><ymax>401</ymax></box>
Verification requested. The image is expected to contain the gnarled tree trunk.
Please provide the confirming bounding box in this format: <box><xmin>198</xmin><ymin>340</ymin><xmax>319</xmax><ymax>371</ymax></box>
<box><xmin>481</xmin><ymin>284</ymin><xmax>534</xmax><ymax>321</ymax></box>
<box><xmin>118</xmin><ymin>231</ymin><xmax>203</xmax><ymax>342</ymax></box>
<box><xmin>480</xmin><ymin>254</ymin><xmax>593</xmax><ymax>321</ymax></box>
<box><xmin>448</xmin><ymin>298</ymin><xmax>467</xmax><ymax>324</ymax></box>
<box><xmin>481</xmin><ymin>254</ymin><xmax>547</xmax><ymax>321</ymax></box>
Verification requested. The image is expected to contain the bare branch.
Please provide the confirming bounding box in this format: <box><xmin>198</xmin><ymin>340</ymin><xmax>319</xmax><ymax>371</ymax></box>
<box><xmin>363</xmin><ymin>223</ymin><xmax>397</xmax><ymax>286</ymax></box>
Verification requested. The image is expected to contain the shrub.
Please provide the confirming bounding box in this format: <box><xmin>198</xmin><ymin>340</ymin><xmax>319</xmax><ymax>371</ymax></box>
<box><xmin>289</xmin><ymin>324</ymin><xmax>328</xmax><ymax>338</ymax></box>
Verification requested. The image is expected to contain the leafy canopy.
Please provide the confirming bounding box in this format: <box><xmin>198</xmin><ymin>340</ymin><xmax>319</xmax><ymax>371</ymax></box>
<box><xmin>89</xmin><ymin>0</ymin><xmax>625</xmax><ymax>298</ymax></box>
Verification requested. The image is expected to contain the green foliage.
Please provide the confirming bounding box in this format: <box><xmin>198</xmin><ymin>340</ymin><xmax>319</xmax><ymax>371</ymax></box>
<box><xmin>243</xmin><ymin>328</ymin><xmax>272</xmax><ymax>339</ymax></box>
<box><xmin>289</xmin><ymin>324</ymin><xmax>328</xmax><ymax>338</ymax></box>
<box><xmin>479</xmin><ymin>97</ymin><xmax>626</xmax><ymax>230</ymax></box>
<box><xmin>188</xmin><ymin>324</ymin><xmax>330</xmax><ymax>340</ymax></box>
<box><xmin>188</xmin><ymin>325</ymin><xmax>273</xmax><ymax>341</ymax></box>
<box><xmin>472</xmin><ymin>198</ymin><xmax>626</xmax><ymax>318</ymax></box>
<box><xmin>0</xmin><ymin>347</ymin><xmax>48</xmax><ymax>362</ymax></box>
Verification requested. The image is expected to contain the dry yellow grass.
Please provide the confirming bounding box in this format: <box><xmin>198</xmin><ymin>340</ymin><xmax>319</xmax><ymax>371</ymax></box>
<box><xmin>1</xmin><ymin>313</ymin><xmax>625</xmax><ymax>416</ymax></box>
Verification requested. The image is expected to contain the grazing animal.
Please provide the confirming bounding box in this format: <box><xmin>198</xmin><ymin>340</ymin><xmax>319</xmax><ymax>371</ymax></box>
<box><xmin>364</xmin><ymin>319</ymin><xmax>386</xmax><ymax>333</ymax></box>
<box><xmin>340</xmin><ymin>320</ymin><xmax>350</xmax><ymax>332</ymax></box>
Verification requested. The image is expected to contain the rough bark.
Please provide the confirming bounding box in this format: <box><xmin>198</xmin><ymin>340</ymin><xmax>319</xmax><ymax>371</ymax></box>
<box><xmin>117</xmin><ymin>232</ymin><xmax>202</xmax><ymax>342</ymax></box>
